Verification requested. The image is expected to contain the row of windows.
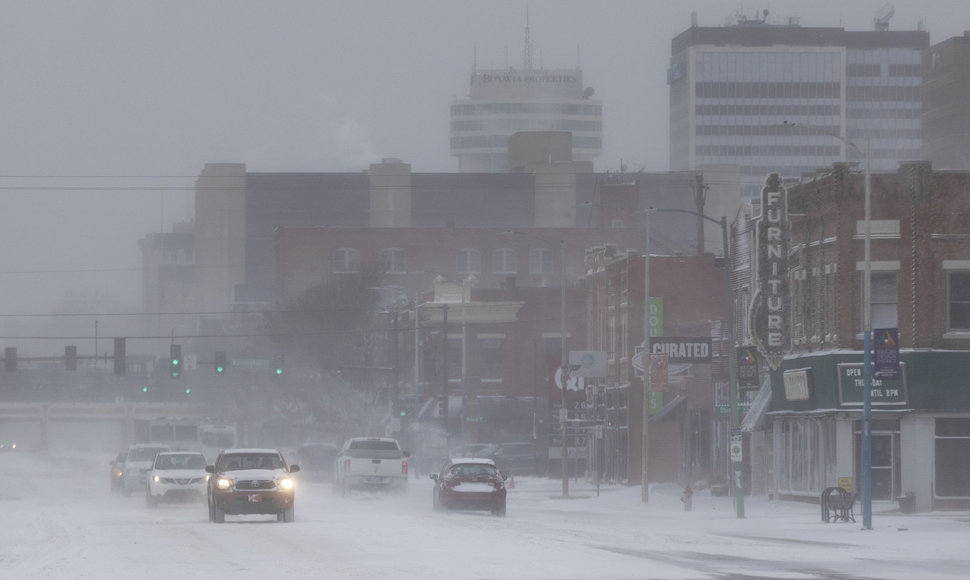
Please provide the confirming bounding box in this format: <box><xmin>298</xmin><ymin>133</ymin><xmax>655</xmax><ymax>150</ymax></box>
<box><xmin>696</xmin><ymin>81</ymin><xmax>841</xmax><ymax>100</ymax></box>
<box><xmin>697</xmin><ymin>144</ymin><xmax>842</xmax><ymax>157</ymax></box>
<box><xmin>451</xmin><ymin>118</ymin><xmax>602</xmax><ymax>133</ymax></box>
<box><xmin>451</xmin><ymin>102</ymin><xmax>602</xmax><ymax>117</ymax></box>
<box><xmin>451</xmin><ymin>135</ymin><xmax>602</xmax><ymax>150</ymax></box>
<box><xmin>846</xmin><ymin>108</ymin><xmax>921</xmax><ymax>119</ymax></box>
<box><xmin>695</xmin><ymin>104</ymin><xmax>841</xmax><ymax>117</ymax></box>
<box><xmin>696</xmin><ymin>124</ymin><xmax>841</xmax><ymax>137</ymax></box>
<box><xmin>788</xmin><ymin>271</ymin><xmax>970</xmax><ymax>344</ymax></box>
<box><xmin>846</xmin><ymin>85</ymin><xmax>921</xmax><ymax>102</ymax></box>
<box><xmin>332</xmin><ymin>247</ymin><xmax>556</xmax><ymax>276</ymax></box>
<box><xmin>846</xmin><ymin>63</ymin><xmax>922</xmax><ymax>77</ymax></box>
<box><xmin>695</xmin><ymin>52</ymin><xmax>843</xmax><ymax>83</ymax></box>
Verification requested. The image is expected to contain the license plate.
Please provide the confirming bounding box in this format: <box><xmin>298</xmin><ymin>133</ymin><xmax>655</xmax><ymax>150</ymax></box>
<box><xmin>248</xmin><ymin>494</ymin><xmax>262</xmax><ymax>502</ymax></box>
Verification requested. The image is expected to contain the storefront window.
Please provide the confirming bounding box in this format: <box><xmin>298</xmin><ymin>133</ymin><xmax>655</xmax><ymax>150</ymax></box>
<box><xmin>935</xmin><ymin>418</ymin><xmax>970</xmax><ymax>498</ymax></box>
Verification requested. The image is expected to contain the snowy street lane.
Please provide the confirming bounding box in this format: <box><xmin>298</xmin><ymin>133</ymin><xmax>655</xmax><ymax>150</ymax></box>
<box><xmin>3</xmin><ymin>451</ymin><xmax>970</xmax><ymax>579</ymax></box>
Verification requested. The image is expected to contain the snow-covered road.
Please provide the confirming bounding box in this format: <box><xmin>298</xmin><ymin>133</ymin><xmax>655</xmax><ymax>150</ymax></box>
<box><xmin>2</xmin><ymin>451</ymin><xmax>969</xmax><ymax>579</ymax></box>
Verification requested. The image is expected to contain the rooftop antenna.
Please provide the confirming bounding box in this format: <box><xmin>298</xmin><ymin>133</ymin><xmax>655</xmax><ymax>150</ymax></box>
<box><xmin>874</xmin><ymin>2</ymin><xmax>895</xmax><ymax>31</ymax></box>
<box><xmin>523</xmin><ymin>8</ymin><xmax>534</xmax><ymax>69</ymax></box>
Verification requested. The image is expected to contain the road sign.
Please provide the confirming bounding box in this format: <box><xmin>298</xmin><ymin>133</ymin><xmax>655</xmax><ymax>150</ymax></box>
<box><xmin>569</xmin><ymin>351</ymin><xmax>607</xmax><ymax>377</ymax></box>
<box><xmin>730</xmin><ymin>433</ymin><xmax>743</xmax><ymax>462</ymax></box>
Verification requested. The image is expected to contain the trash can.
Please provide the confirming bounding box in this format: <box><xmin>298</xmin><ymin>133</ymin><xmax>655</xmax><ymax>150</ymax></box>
<box><xmin>897</xmin><ymin>492</ymin><xmax>915</xmax><ymax>514</ymax></box>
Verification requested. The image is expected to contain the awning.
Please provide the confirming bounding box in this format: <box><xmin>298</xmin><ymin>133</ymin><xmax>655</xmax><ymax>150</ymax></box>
<box><xmin>741</xmin><ymin>377</ymin><xmax>772</xmax><ymax>432</ymax></box>
<box><xmin>649</xmin><ymin>393</ymin><xmax>686</xmax><ymax>422</ymax></box>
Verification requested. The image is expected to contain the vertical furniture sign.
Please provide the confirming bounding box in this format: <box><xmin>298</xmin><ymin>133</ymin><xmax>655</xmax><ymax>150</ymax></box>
<box><xmin>749</xmin><ymin>173</ymin><xmax>791</xmax><ymax>369</ymax></box>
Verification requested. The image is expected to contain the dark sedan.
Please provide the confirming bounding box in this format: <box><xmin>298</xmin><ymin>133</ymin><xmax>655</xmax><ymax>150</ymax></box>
<box><xmin>430</xmin><ymin>458</ymin><xmax>506</xmax><ymax>516</ymax></box>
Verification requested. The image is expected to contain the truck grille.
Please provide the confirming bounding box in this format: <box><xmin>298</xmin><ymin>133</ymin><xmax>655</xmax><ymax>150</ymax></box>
<box><xmin>235</xmin><ymin>479</ymin><xmax>275</xmax><ymax>491</ymax></box>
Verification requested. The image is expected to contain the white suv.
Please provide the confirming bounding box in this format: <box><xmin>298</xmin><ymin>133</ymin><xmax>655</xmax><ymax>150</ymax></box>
<box><xmin>146</xmin><ymin>451</ymin><xmax>208</xmax><ymax>507</ymax></box>
<box><xmin>122</xmin><ymin>444</ymin><xmax>170</xmax><ymax>495</ymax></box>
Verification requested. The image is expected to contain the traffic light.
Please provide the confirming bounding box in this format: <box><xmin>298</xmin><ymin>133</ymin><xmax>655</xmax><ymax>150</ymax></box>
<box><xmin>65</xmin><ymin>346</ymin><xmax>77</xmax><ymax>371</ymax></box>
<box><xmin>114</xmin><ymin>338</ymin><xmax>126</xmax><ymax>376</ymax></box>
<box><xmin>272</xmin><ymin>354</ymin><xmax>284</xmax><ymax>376</ymax></box>
<box><xmin>170</xmin><ymin>344</ymin><xmax>182</xmax><ymax>379</ymax></box>
<box><xmin>4</xmin><ymin>347</ymin><xmax>15</xmax><ymax>372</ymax></box>
<box><xmin>214</xmin><ymin>351</ymin><xmax>227</xmax><ymax>375</ymax></box>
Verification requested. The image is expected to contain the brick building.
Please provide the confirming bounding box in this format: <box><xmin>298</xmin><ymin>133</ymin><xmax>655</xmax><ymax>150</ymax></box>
<box><xmin>742</xmin><ymin>162</ymin><xmax>970</xmax><ymax>511</ymax></box>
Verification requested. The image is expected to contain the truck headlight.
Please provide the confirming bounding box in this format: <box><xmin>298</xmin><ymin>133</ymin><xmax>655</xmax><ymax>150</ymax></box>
<box><xmin>153</xmin><ymin>475</ymin><xmax>161</xmax><ymax>483</ymax></box>
<box><xmin>216</xmin><ymin>478</ymin><xmax>232</xmax><ymax>490</ymax></box>
<box><xmin>278</xmin><ymin>478</ymin><xmax>294</xmax><ymax>491</ymax></box>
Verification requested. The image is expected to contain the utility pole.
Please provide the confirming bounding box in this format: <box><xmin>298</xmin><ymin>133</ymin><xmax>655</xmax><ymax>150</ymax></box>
<box><xmin>695</xmin><ymin>174</ymin><xmax>707</xmax><ymax>255</ymax></box>
<box><xmin>641</xmin><ymin>213</ymin><xmax>651</xmax><ymax>503</ymax></box>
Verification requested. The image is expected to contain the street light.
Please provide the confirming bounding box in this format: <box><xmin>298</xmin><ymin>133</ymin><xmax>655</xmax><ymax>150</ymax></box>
<box><xmin>502</xmin><ymin>230</ymin><xmax>569</xmax><ymax>498</ymax></box>
<box><xmin>783</xmin><ymin>120</ymin><xmax>872</xmax><ymax>529</ymax></box>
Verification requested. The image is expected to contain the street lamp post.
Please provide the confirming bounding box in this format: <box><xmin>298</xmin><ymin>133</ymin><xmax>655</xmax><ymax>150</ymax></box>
<box><xmin>783</xmin><ymin>121</ymin><xmax>872</xmax><ymax>529</ymax></box>
<box><xmin>641</xmin><ymin>210</ymin><xmax>652</xmax><ymax>503</ymax></box>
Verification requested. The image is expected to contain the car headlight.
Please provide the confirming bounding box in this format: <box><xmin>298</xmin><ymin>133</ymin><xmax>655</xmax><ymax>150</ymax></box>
<box><xmin>278</xmin><ymin>478</ymin><xmax>294</xmax><ymax>491</ymax></box>
<box><xmin>216</xmin><ymin>478</ymin><xmax>232</xmax><ymax>490</ymax></box>
<box><xmin>153</xmin><ymin>475</ymin><xmax>161</xmax><ymax>483</ymax></box>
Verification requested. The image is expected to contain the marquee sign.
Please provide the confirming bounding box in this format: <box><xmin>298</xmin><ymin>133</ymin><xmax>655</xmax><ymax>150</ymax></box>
<box><xmin>749</xmin><ymin>173</ymin><xmax>791</xmax><ymax>369</ymax></box>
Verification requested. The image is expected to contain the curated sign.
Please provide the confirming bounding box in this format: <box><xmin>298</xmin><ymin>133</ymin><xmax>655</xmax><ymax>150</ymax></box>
<box><xmin>650</xmin><ymin>337</ymin><xmax>712</xmax><ymax>363</ymax></box>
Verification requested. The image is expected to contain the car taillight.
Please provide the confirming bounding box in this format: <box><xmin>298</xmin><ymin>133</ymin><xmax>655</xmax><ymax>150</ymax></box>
<box><xmin>401</xmin><ymin>459</ymin><xmax>408</xmax><ymax>475</ymax></box>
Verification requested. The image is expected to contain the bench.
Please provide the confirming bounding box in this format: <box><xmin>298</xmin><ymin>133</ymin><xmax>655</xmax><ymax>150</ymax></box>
<box><xmin>821</xmin><ymin>486</ymin><xmax>855</xmax><ymax>523</ymax></box>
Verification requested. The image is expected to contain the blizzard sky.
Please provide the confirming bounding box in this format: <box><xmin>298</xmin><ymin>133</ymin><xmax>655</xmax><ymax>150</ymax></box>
<box><xmin>0</xmin><ymin>0</ymin><xmax>966</xmax><ymax>321</ymax></box>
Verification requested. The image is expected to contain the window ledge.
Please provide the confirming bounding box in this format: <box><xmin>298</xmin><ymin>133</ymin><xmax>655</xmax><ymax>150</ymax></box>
<box><xmin>943</xmin><ymin>332</ymin><xmax>970</xmax><ymax>340</ymax></box>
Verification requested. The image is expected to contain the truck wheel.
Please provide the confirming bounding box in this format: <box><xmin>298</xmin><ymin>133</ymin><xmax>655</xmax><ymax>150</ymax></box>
<box><xmin>207</xmin><ymin>499</ymin><xmax>214</xmax><ymax>522</ymax></box>
<box><xmin>492</xmin><ymin>502</ymin><xmax>506</xmax><ymax>517</ymax></box>
<box><xmin>213</xmin><ymin>503</ymin><xmax>225</xmax><ymax>523</ymax></box>
<box><xmin>279</xmin><ymin>505</ymin><xmax>295</xmax><ymax>522</ymax></box>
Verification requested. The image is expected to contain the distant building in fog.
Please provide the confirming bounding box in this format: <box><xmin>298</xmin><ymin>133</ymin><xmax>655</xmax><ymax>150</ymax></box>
<box><xmin>669</xmin><ymin>11</ymin><xmax>928</xmax><ymax>197</ymax></box>
<box><xmin>923</xmin><ymin>32</ymin><xmax>970</xmax><ymax>170</ymax></box>
<box><xmin>449</xmin><ymin>19</ymin><xmax>602</xmax><ymax>172</ymax></box>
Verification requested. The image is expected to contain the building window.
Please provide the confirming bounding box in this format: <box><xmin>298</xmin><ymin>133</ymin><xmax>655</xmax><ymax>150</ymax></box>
<box><xmin>457</xmin><ymin>249</ymin><xmax>480</xmax><ymax>275</ymax></box>
<box><xmin>861</xmin><ymin>271</ymin><xmax>898</xmax><ymax>330</ymax></box>
<box><xmin>479</xmin><ymin>338</ymin><xmax>504</xmax><ymax>380</ymax></box>
<box><xmin>529</xmin><ymin>248</ymin><xmax>554</xmax><ymax>275</ymax></box>
<box><xmin>935</xmin><ymin>418</ymin><xmax>970</xmax><ymax>498</ymax></box>
<box><xmin>333</xmin><ymin>248</ymin><xmax>360</xmax><ymax>273</ymax></box>
<box><xmin>948</xmin><ymin>272</ymin><xmax>970</xmax><ymax>331</ymax></box>
<box><xmin>381</xmin><ymin>248</ymin><xmax>406</xmax><ymax>274</ymax></box>
<box><xmin>492</xmin><ymin>248</ymin><xmax>517</xmax><ymax>274</ymax></box>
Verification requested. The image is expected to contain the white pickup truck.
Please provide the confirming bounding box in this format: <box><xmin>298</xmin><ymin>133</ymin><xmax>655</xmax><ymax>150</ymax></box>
<box><xmin>334</xmin><ymin>437</ymin><xmax>410</xmax><ymax>494</ymax></box>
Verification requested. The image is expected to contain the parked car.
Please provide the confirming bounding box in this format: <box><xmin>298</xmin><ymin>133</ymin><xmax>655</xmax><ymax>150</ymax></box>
<box><xmin>122</xmin><ymin>444</ymin><xmax>171</xmax><ymax>495</ymax></box>
<box><xmin>205</xmin><ymin>448</ymin><xmax>300</xmax><ymax>523</ymax></box>
<box><xmin>145</xmin><ymin>451</ymin><xmax>208</xmax><ymax>507</ymax></box>
<box><xmin>109</xmin><ymin>451</ymin><xmax>126</xmax><ymax>492</ymax></box>
<box><xmin>430</xmin><ymin>457</ymin><xmax>507</xmax><ymax>516</ymax></box>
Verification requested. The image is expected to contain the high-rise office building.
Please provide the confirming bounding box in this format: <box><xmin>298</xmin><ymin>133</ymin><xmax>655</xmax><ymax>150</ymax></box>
<box><xmin>450</xmin><ymin>20</ymin><xmax>602</xmax><ymax>172</ymax></box>
<box><xmin>669</xmin><ymin>12</ymin><xmax>928</xmax><ymax>197</ymax></box>
<box><xmin>923</xmin><ymin>32</ymin><xmax>970</xmax><ymax>170</ymax></box>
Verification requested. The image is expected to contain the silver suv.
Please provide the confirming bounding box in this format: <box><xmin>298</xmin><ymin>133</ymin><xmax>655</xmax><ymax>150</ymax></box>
<box><xmin>122</xmin><ymin>444</ymin><xmax>170</xmax><ymax>495</ymax></box>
